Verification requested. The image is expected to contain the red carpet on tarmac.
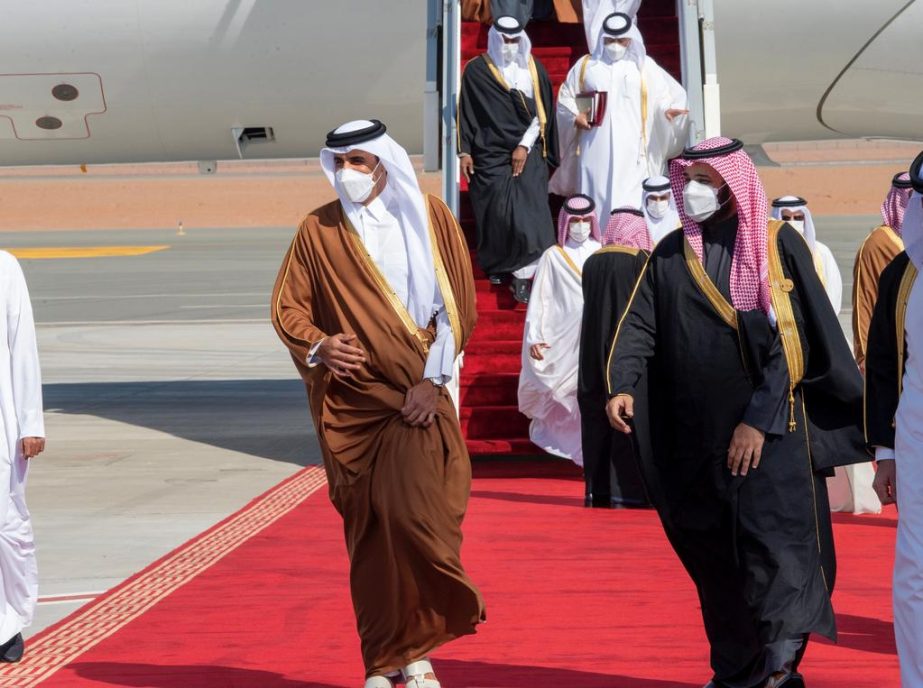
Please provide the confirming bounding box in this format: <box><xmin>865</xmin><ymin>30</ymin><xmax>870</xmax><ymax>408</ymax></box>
<box><xmin>3</xmin><ymin>461</ymin><xmax>898</xmax><ymax>688</ymax></box>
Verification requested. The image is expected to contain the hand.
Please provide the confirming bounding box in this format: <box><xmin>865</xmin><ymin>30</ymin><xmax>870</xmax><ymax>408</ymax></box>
<box><xmin>873</xmin><ymin>460</ymin><xmax>897</xmax><ymax>506</ymax></box>
<box><xmin>511</xmin><ymin>146</ymin><xmax>528</xmax><ymax>177</ymax></box>
<box><xmin>728</xmin><ymin>423</ymin><xmax>765</xmax><ymax>476</ymax></box>
<box><xmin>575</xmin><ymin>109</ymin><xmax>592</xmax><ymax>130</ymax></box>
<box><xmin>460</xmin><ymin>155</ymin><xmax>475</xmax><ymax>182</ymax></box>
<box><xmin>529</xmin><ymin>343</ymin><xmax>550</xmax><ymax>361</ymax></box>
<box><xmin>401</xmin><ymin>381</ymin><xmax>439</xmax><ymax>427</ymax></box>
<box><xmin>316</xmin><ymin>333</ymin><xmax>366</xmax><ymax>378</ymax></box>
<box><xmin>606</xmin><ymin>395</ymin><xmax>634</xmax><ymax>434</ymax></box>
<box><xmin>665</xmin><ymin>108</ymin><xmax>689</xmax><ymax>122</ymax></box>
<box><xmin>21</xmin><ymin>437</ymin><xmax>44</xmax><ymax>460</ymax></box>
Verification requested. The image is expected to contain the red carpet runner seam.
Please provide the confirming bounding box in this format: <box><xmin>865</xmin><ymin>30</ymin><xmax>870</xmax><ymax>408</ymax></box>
<box><xmin>0</xmin><ymin>466</ymin><xmax>328</xmax><ymax>688</ymax></box>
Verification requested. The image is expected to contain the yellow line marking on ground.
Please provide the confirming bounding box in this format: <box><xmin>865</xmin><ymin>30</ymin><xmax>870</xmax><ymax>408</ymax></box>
<box><xmin>8</xmin><ymin>245</ymin><xmax>170</xmax><ymax>260</ymax></box>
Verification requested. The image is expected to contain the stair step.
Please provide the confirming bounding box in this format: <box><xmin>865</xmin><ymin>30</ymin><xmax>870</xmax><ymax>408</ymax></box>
<box><xmin>458</xmin><ymin>9</ymin><xmax>680</xmax><ymax>457</ymax></box>
<box><xmin>474</xmin><ymin>283</ymin><xmax>529</xmax><ymax>311</ymax></box>
<box><xmin>471</xmin><ymin>320</ymin><xmax>525</xmax><ymax>343</ymax></box>
<box><xmin>467</xmin><ymin>438</ymin><xmax>541</xmax><ymax>456</ymax></box>
<box><xmin>460</xmin><ymin>404</ymin><xmax>531</xmax><ymax>439</ymax></box>
<box><xmin>465</xmin><ymin>339</ymin><xmax>522</xmax><ymax>357</ymax></box>
<box><xmin>460</xmin><ymin>376</ymin><xmax>520</xmax><ymax>406</ymax></box>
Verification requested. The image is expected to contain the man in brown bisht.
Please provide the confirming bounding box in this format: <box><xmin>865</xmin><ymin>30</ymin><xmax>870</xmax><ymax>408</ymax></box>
<box><xmin>271</xmin><ymin>119</ymin><xmax>484</xmax><ymax>688</ymax></box>
<box><xmin>852</xmin><ymin>171</ymin><xmax>913</xmax><ymax>370</ymax></box>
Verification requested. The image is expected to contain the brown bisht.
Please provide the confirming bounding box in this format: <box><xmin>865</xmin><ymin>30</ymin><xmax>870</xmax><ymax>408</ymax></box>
<box><xmin>852</xmin><ymin>224</ymin><xmax>904</xmax><ymax>369</ymax></box>
<box><xmin>271</xmin><ymin>194</ymin><xmax>485</xmax><ymax>677</ymax></box>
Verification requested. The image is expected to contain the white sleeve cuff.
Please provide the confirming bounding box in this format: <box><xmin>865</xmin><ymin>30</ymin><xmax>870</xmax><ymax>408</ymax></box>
<box><xmin>423</xmin><ymin>308</ymin><xmax>456</xmax><ymax>383</ymax></box>
<box><xmin>306</xmin><ymin>339</ymin><xmax>325</xmax><ymax>368</ymax></box>
<box><xmin>875</xmin><ymin>446</ymin><xmax>895</xmax><ymax>461</ymax></box>
<box><xmin>518</xmin><ymin>117</ymin><xmax>541</xmax><ymax>151</ymax></box>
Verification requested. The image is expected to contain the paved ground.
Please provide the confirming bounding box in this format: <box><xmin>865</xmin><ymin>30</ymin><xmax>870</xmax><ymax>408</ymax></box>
<box><xmin>0</xmin><ymin>144</ymin><xmax>898</xmax><ymax>639</ymax></box>
<box><xmin>4</xmin><ymin>210</ymin><xmax>876</xmax><ymax>637</ymax></box>
<box><xmin>6</xmin><ymin>228</ymin><xmax>321</xmax><ymax>636</ymax></box>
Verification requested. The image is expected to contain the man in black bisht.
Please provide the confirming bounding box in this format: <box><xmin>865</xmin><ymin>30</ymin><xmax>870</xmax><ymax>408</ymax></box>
<box><xmin>606</xmin><ymin>138</ymin><xmax>868</xmax><ymax>688</ymax></box>
<box><xmin>579</xmin><ymin>206</ymin><xmax>651</xmax><ymax>508</ymax></box>
<box><xmin>458</xmin><ymin>15</ymin><xmax>558</xmax><ymax>303</ymax></box>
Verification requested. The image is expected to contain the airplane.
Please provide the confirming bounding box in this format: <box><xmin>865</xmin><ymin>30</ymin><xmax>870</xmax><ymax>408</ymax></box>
<box><xmin>0</xmin><ymin>0</ymin><xmax>920</xmax><ymax>177</ymax></box>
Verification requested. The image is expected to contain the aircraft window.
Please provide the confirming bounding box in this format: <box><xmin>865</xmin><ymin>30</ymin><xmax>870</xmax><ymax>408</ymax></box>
<box><xmin>52</xmin><ymin>84</ymin><xmax>80</xmax><ymax>102</ymax></box>
<box><xmin>35</xmin><ymin>116</ymin><xmax>63</xmax><ymax>130</ymax></box>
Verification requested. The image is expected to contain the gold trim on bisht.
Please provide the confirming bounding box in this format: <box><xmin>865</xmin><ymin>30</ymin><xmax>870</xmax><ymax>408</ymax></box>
<box><xmin>482</xmin><ymin>54</ymin><xmax>548</xmax><ymax>158</ymax></box>
<box><xmin>896</xmin><ymin>262</ymin><xmax>919</xmax><ymax>395</ymax></box>
<box><xmin>425</xmin><ymin>195</ymin><xmax>464</xmax><ymax>355</ymax></box>
<box><xmin>556</xmin><ymin>245</ymin><xmax>582</xmax><ymax>277</ymax></box>
<box><xmin>342</xmin><ymin>207</ymin><xmax>432</xmax><ymax>355</ymax></box>
<box><xmin>767</xmin><ymin>220</ymin><xmax>806</xmax><ymax>432</ymax></box>
<box><xmin>682</xmin><ymin>235</ymin><xmax>738</xmax><ymax>331</ymax></box>
<box><xmin>596</xmin><ymin>245</ymin><xmax>642</xmax><ymax>256</ymax></box>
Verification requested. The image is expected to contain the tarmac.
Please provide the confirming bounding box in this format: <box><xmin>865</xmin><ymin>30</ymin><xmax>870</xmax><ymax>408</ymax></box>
<box><xmin>0</xmin><ymin>143</ymin><xmax>915</xmax><ymax>637</ymax></box>
<box><xmin>6</xmin><ymin>227</ymin><xmax>319</xmax><ymax>636</ymax></box>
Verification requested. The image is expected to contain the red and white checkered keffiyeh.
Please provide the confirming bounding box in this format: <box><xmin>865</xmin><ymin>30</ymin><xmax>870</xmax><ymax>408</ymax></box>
<box><xmin>604</xmin><ymin>208</ymin><xmax>652</xmax><ymax>250</ymax></box>
<box><xmin>558</xmin><ymin>194</ymin><xmax>603</xmax><ymax>246</ymax></box>
<box><xmin>669</xmin><ymin>136</ymin><xmax>771</xmax><ymax>315</ymax></box>
<box><xmin>881</xmin><ymin>173</ymin><xmax>912</xmax><ymax>235</ymax></box>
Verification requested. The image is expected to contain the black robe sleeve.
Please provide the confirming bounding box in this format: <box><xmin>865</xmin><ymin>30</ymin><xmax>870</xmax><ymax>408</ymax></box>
<box><xmin>740</xmin><ymin>320</ymin><xmax>790</xmax><ymax>436</ymax></box>
<box><xmin>606</xmin><ymin>252</ymin><xmax>656</xmax><ymax>399</ymax></box>
<box><xmin>865</xmin><ymin>251</ymin><xmax>911</xmax><ymax>451</ymax></box>
<box><xmin>776</xmin><ymin>224</ymin><xmax>869</xmax><ymax>469</ymax></box>
<box><xmin>579</xmin><ymin>249</ymin><xmax>649</xmax><ymax>403</ymax></box>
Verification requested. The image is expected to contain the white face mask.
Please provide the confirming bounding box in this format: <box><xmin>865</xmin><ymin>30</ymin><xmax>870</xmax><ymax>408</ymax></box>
<box><xmin>501</xmin><ymin>42</ymin><xmax>519</xmax><ymax>64</ymax></box>
<box><xmin>683</xmin><ymin>180</ymin><xmax>723</xmax><ymax>223</ymax></box>
<box><xmin>646</xmin><ymin>198</ymin><xmax>670</xmax><ymax>220</ymax></box>
<box><xmin>787</xmin><ymin>219</ymin><xmax>806</xmax><ymax>234</ymax></box>
<box><xmin>606</xmin><ymin>42</ymin><xmax>628</xmax><ymax>62</ymax></box>
<box><xmin>569</xmin><ymin>220</ymin><xmax>592</xmax><ymax>243</ymax></box>
<box><xmin>336</xmin><ymin>162</ymin><xmax>381</xmax><ymax>204</ymax></box>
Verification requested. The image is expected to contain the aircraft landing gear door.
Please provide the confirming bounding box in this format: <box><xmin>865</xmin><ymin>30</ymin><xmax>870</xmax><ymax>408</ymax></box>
<box><xmin>0</xmin><ymin>73</ymin><xmax>106</xmax><ymax>140</ymax></box>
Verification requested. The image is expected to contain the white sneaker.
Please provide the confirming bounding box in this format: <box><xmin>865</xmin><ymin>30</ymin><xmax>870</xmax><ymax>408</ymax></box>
<box><xmin>401</xmin><ymin>658</ymin><xmax>442</xmax><ymax>688</ymax></box>
<box><xmin>363</xmin><ymin>676</ymin><xmax>394</xmax><ymax>688</ymax></box>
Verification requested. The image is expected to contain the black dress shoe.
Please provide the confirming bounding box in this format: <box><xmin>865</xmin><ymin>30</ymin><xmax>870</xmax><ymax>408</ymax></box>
<box><xmin>488</xmin><ymin>274</ymin><xmax>504</xmax><ymax>285</ymax></box>
<box><xmin>0</xmin><ymin>633</ymin><xmax>24</xmax><ymax>663</ymax></box>
<box><xmin>511</xmin><ymin>278</ymin><xmax>531</xmax><ymax>304</ymax></box>
<box><xmin>587</xmin><ymin>494</ymin><xmax>613</xmax><ymax>508</ymax></box>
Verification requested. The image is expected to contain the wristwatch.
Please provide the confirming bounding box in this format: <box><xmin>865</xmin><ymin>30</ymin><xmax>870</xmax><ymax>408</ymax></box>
<box><xmin>428</xmin><ymin>377</ymin><xmax>445</xmax><ymax>388</ymax></box>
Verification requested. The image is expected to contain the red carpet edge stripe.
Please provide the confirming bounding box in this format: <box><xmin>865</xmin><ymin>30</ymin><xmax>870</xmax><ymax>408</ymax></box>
<box><xmin>0</xmin><ymin>466</ymin><xmax>328</xmax><ymax>688</ymax></box>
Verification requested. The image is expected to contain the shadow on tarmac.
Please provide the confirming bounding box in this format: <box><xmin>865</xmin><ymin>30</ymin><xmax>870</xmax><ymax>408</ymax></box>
<box><xmin>44</xmin><ymin>379</ymin><xmax>315</xmax><ymax>466</ymax></box>
<box><xmin>69</xmin><ymin>659</ymin><xmax>701</xmax><ymax>687</ymax></box>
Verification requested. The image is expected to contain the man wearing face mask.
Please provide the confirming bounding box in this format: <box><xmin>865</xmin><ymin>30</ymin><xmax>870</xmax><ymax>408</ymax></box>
<box><xmin>852</xmin><ymin>172</ymin><xmax>914</xmax><ymax>371</ymax></box>
<box><xmin>578</xmin><ymin>206</ymin><xmax>653</xmax><ymax>508</ymax></box>
<box><xmin>606</xmin><ymin>137</ymin><xmax>868</xmax><ymax>688</ymax></box>
<box><xmin>551</xmin><ymin>12</ymin><xmax>688</xmax><ymax>218</ymax></box>
<box><xmin>642</xmin><ymin>175</ymin><xmax>681</xmax><ymax>245</ymax></box>
<box><xmin>519</xmin><ymin>194</ymin><xmax>601</xmax><ymax>464</ymax></box>
<box><xmin>770</xmin><ymin>197</ymin><xmax>842</xmax><ymax>315</ymax></box>
<box><xmin>771</xmin><ymin>197</ymin><xmax>879</xmax><ymax>517</ymax></box>
<box><xmin>271</xmin><ymin>119</ymin><xmax>483</xmax><ymax>688</ymax></box>
<box><xmin>458</xmin><ymin>15</ymin><xmax>559</xmax><ymax>303</ymax></box>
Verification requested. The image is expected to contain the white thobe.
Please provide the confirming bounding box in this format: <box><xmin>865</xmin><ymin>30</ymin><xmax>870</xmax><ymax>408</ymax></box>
<box><xmin>552</xmin><ymin>56</ymin><xmax>688</xmax><ymax>216</ymax></box>
<box><xmin>888</xmin><ymin>277</ymin><xmax>923</xmax><ymax>686</ymax></box>
<box><xmin>0</xmin><ymin>251</ymin><xmax>43</xmax><ymax>644</ymax></box>
<box><xmin>813</xmin><ymin>241</ymin><xmax>844</xmax><ymax>316</ymax></box>
<box><xmin>309</xmin><ymin>189</ymin><xmax>460</xmax><ymax>401</ymax></box>
<box><xmin>518</xmin><ymin>238</ymin><xmax>600</xmax><ymax>465</ymax></box>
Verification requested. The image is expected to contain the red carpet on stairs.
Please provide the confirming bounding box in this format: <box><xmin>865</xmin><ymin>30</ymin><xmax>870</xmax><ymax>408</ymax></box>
<box><xmin>9</xmin><ymin>461</ymin><xmax>899</xmax><ymax>687</ymax></box>
<box><xmin>458</xmin><ymin>2</ymin><xmax>682</xmax><ymax>455</ymax></box>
